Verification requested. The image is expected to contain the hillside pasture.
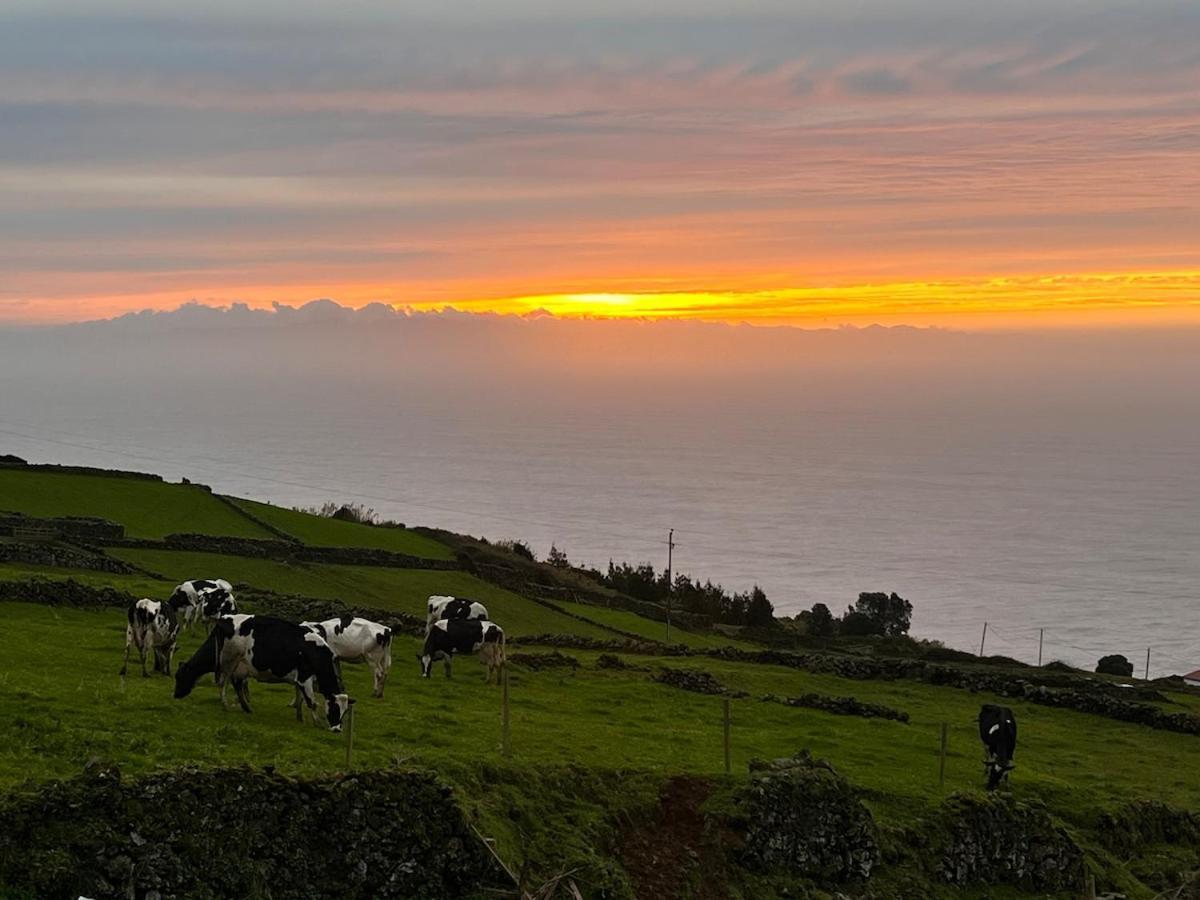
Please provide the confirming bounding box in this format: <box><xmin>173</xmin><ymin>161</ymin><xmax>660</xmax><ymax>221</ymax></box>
<box><xmin>107</xmin><ymin>548</ymin><xmax>623</xmax><ymax>638</ymax></box>
<box><xmin>0</xmin><ymin>469</ymin><xmax>273</xmax><ymax>540</ymax></box>
<box><xmin>3</xmin><ymin>600</ymin><xmax>1199</xmax><ymax>838</ymax></box>
<box><xmin>228</xmin><ymin>497</ymin><xmax>456</xmax><ymax>559</ymax></box>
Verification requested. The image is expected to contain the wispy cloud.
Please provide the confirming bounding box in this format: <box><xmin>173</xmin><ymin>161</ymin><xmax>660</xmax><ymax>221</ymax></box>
<box><xmin>0</xmin><ymin>2</ymin><xmax>1197</xmax><ymax>324</ymax></box>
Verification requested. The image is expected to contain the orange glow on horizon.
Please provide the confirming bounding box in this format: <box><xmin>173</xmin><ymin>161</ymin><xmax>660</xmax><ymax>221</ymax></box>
<box><xmin>8</xmin><ymin>271</ymin><xmax>1200</xmax><ymax>330</ymax></box>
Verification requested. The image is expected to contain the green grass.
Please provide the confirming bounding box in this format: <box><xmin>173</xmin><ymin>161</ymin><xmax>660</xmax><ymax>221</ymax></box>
<box><xmin>107</xmin><ymin>548</ymin><xmax>622</xmax><ymax>639</ymax></box>
<box><xmin>3</xmin><ymin>601</ymin><xmax>1199</xmax><ymax>838</ymax></box>
<box><xmin>0</xmin><ymin>470</ymin><xmax>273</xmax><ymax>540</ymax></box>
<box><xmin>228</xmin><ymin>497</ymin><xmax>455</xmax><ymax>559</ymax></box>
<box><xmin>554</xmin><ymin>599</ymin><xmax>759</xmax><ymax>650</ymax></box>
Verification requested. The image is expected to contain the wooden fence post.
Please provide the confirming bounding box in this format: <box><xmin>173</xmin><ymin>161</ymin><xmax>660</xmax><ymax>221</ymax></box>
<box><xmin>501</xmin><ymin>664</ymin><xmax>511</xmax><ymax>759</ymax></box>
<box><xmin>938</xmin><ymin>722</ymin><xmax>949</xmax><ymax>788</ymax></box>
<box><xmin>723</xmin><ymin>698</ymin><xmax>732</xmax><ymax>775</ymax></box>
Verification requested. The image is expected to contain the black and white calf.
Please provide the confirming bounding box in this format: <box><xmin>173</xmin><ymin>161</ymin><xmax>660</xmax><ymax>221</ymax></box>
<box><xmin>301</xmin><ymin>616</ymin><xmax>393</xmax><ymax>698</ymax></box>
<box><xmin>425</xmin><ymin>595</ymin><xmax>488</xmax><ymax>635</ymax></box>
<box><xmin>120</xmin><ymin>598</ymin><xmax>180</xmax><ymax>677</ymax></box>
<box><xmin>175</xmin><ymin>615</ymin><xmax>351</xmax><ymax>731</ymax></box>
<box><xmin>167</xmin><ymin>579</ymin><xmax>236</xmax><ymax>628</ymax></box>
<box><xmin>978</xmin><ymin>704</ymin><xmax>1018</xmax><ymax>790</ymax></box>
<box><xmin>418</xmin><ymin>619</ymin><xmax>505</xmax><ymax>682</ymax></box>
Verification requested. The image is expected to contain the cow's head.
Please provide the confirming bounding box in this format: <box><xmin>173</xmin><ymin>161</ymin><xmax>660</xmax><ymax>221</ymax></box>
<box><xmin>984</xmin><ymin>758</ymin><xmax>1014</xmax><ymax>791</ymax></box>
<box><xmin>416</xmin><ymin>653</ymin><xmax>433</xmax><ymax>678</ymax></box>
<box><xmin>174</xmin><ymin>660</ymin><xmax>198</xmax><ymax>699</ymax></box>
<box><xmin>324</xmin><ymin>694</ymin><xmax>351</xmax><ymax>731</ymax></box>
<box><xmin>202</xmin><ymin>589</ymin><xmax>235</xmax><ymax>619</ymax></box>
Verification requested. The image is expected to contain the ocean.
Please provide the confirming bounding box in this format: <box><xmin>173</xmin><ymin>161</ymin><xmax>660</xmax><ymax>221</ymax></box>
<box><xmin>1</xmin><ymin>313</ymin><xmax>1197</xmax><ymax>675</ymax></box>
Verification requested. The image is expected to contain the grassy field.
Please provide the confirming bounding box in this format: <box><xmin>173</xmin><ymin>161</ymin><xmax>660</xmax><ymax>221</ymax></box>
<box><xmin>229</xmin><ymin>497</ymin><xmax>456</xmax><ymax>559</ymax></box>
<box><xmin>0</xmin><ymin>469</ymin><xmax>274</xmax><ymax>540</ymax></box>
<box><xmin>554</xmin><ymin>598</ymin><xmax>760</xmax><ymax>651</ymax></box>
<box><xmin>4</xmin><ymin>600</ymin><xmax>1198</xmax><ymax>837</ymax></box>
<box><xmin>4</xmin><ymin>466</ymin><xmax>1200</xmax><ymax>897</ymax></box>
<box><xmin>109</xmin><ymin>548</ymin><xmax>623</xmax><ymax>638</ymax></box>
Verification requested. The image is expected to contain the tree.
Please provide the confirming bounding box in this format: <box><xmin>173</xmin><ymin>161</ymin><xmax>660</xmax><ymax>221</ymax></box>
<box><xmin>547</xmin><ymin>544</ymin><xmax>570</xmax><ymax>568</ymax></box>
<box><xmin>839</xmin><ymin>609</ymin><xmax>882</xmax><ymax>637</ymax></box>
<box><xmin>745</xmin><ymin>586</ymin><xmax>775</xmax><ymax>627</ymax></box>
<box><xmin>807</xmin><ymin>602</ymin><xmax>835</xmax><ymax>637</ymax></box>
<box><xmin>850</xmin><ymin>592</ymin><xmax>912</xmax><ymax>637</ymax></box>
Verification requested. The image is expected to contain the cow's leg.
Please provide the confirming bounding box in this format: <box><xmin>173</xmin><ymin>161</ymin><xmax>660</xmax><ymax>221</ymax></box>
<box><xmin>120</xmin><ymin>628</ymin><xmax>133</xmax><ymax>677</ymax></box>
<box><xmin>234</xmin><ymin>678</ymin><xmax>252</xmax><ymax>714</ymax></box>
<box><xmin>139</xmin><ymin>640</ymin><xmax>149</xmax><ymax>678</ymax></box>
<box><xmin>372</xmin><ymin>654</ymin><xmax>387</xmax><ymax>698</ymax></box>
<box><xmin>444</xmin><ymin>654</ymin><xmax>452</xmax><ymax>679</ymax></box>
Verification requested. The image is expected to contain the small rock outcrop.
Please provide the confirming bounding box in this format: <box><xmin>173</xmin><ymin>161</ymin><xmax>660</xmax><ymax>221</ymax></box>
<box><xmin>937</xmin><ymin>793</ymin><xmax>1083</xmax><ymax>891</ymax></box>
<box><xmin>735</xmin><ymin>753</ymin><xmax>879</xmax><ymax>882</ymax></box>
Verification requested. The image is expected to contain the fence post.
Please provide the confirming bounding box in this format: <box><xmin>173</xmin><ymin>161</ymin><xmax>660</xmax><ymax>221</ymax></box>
<box><xmin>344</xmin><ymin>702</ymin><xmax>355</xmax><ymax>771</ymax></box>
<box><xmin>723</xmin><ymin>698</ymin><xmax>732</xmax><ymax>775</ymax></box>
<box><xmin>939</xmin><ymin>722</ymin><xmax>948</xmax><ymax>788</ymax></box>
<box><xmin>1084</xmin><ymin>872</ymin><xmax>1096</xmax><ymax>899</ymax></box>
<box><xmin>501</xmin><ymin>664</ymin><xmax>511</xmax><ymax>759</ymax></box>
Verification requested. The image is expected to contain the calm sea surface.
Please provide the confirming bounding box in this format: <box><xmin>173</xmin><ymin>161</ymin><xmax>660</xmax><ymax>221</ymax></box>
<box><xmin>2</xmin><ymin>326</ymin><xmax>1198</xmax><ymax>676</ymax></box>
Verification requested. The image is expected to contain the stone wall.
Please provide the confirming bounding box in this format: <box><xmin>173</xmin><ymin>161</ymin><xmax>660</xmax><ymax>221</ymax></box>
<box><xmin>0</xmin><ymin>512</ymin><xmax>125</xmax><ymax>541</ymax></box>
<box><xmin>732</xmin><ymin>754</ymin><xmax>880</xmax><ymax>882</ymax></box>
<box><xmin>0</xmin><ymin>540</ymin><xmax>137</xmax><ymax>574</ymax></box>
<box><xmin>0</xmin><ymin>766</ymin><xmax>498</xmax><ymax>900</ymax></box>
<box><xmin>936</xmin><ymin>793</ymin><xmax>1083</xmax><ymax>891</ymax></box>
<box><xmin>0</xmin><ymin>578</ymin><xmax>134</xmax><ymax>608</ymax></box>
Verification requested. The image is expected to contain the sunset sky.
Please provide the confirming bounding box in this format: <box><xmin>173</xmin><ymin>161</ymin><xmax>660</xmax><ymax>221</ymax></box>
<box><xmin>2</xmin><ymin>1</ymin><xmax>1197</xmax><ymax>327</ymax></box>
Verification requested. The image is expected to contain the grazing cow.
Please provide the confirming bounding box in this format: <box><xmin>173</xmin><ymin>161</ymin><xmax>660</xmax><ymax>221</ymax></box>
<box><xmin>425</xmin><ymin>595</ymin><xmax>489</xmax><ymax>635</ymax></box>
<box><xmin>120</xmin><ymin>598</ymin><xmax>180</xmax><ymax>677</ymax></box>
<box><xmin>418</xmin><ymin>619</ymin><xmax>505</xmax><ymax>682</ymax></box>
<box><xmin>176</xmin><ymin>615</ymin><xmax>350</xmax><ymax>731</ymax></box>
<box><xmin>302</xmin><ymin>616</ymin><xmax>393</xmax><ymax>698</ymax></box>
<box><xmin>978</xmin><ymin>704</ymin><xmax>1018</xmax><ymax>790</ymax></box>
<box><xmin>168</xmin><ymin>579</ymin><xmax>235</xmax><ymax>628</ymax></box>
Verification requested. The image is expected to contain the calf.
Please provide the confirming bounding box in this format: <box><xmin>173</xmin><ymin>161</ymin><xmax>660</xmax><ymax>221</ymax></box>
<box><xmin>176</xmin><ymin>615</ymin><xmax>351</xmax><ymax>731</ymax></box>
<box><xmin>425</xmin><ymin>595</ymin><xmax>489</xmax><ymax>635</ymax></box>
<box><xmin>418</xmin><ymin>619</ymin><xmax>505</xmax><ymax>682</ymax></box>
<box><xmin>302</xmin><ymin>616</ymin><xmax>393</xmax><ymax>698</ymax></box>
<box><xmin>168</xmin><ymin>578</ymin><xmax>235</xmax><ymax>629</ymax></box>
<box><xmin>978</xmin><ymin>704</ymin><xmax>1018</xmax><ymax>790</ymax></box>
<box><xmin>120</xmin><ymin>598</ymin><xmax>180</xmax><ymax>677</ymax></box>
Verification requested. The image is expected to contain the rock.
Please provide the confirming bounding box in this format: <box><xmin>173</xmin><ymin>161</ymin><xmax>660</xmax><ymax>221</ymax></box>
<box><xmin>735</xmin><ymin>756</ymin><xmax>879</xmax><ymax>882</ymax></box>
<box><xmin>937</xmin><ymin>793</ymin><xmax>1083</xmax><ymax>891</ymax></box>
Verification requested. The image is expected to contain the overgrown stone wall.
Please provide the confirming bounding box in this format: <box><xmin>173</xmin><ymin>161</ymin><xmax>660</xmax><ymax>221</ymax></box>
<box><xmin>733</xmin><ymin>755</ymin><xmax>880</xmax><ymax>882</ymax></box>
<box><xmin>0</xmin><ymin>577</ymin><xmax>134</xmax><ymax>608</ymax></box>
<box><xmin>0</xmin><ymin>766</ymin><xmax>498</xmax><ymax>900</ymax></box>
<box><xmin>0</xmin><ymin>540</ymin><xmax>137</xmax><ymax>574</ymax></box>
<box><xmin>936</xmin><ymin>793</ymin><xmax>1084</xmax><ymax>891</ymax></box>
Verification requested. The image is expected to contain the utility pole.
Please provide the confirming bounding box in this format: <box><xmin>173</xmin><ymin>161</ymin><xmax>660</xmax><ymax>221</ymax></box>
<box><xmin>978</xmin><ymin>621</ymin><xmax>988</xmax><ymax>657</ymax></box>
<box><xmin>1145</xmin><ymin>647</ymin><xmax>1151</xmax><ymax>681</ymax></box>
<box><xmin>666</xmin><ymin>528</ymin><xmax>675</xmax><ymax>644</ymax></box>
<box><xmin>1037</xmin><ymin>628</ymin><xmax>1044</xmax><ymax>667</ymax></box>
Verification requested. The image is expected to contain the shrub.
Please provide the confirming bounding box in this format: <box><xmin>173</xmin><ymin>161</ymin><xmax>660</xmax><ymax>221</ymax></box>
<box><xmin>1096</xmin><ymin>654</ymin><xmax>1135</xmax><ymax>677</ymax></box>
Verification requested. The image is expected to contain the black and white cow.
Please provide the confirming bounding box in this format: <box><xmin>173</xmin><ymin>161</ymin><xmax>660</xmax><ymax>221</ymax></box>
<box><xmin>418</xmin><ymin>619</ymin><xmax>505</xmax><ymax>682</ymax></box>
<box><xmin>120</xmin><ymin>598</ymin><xmax>180</xmax><ymax>677</ymax></box>
<box><xmin>301</xmin><ymin>616</ymin><xmax>393</xmax><ymax>698</ymax></box>
<box><xmin>979</xmin><ymin>704</ymin><xmax>1018</xmax><ymax>790</ymax></box>
<box><xmin>425</xmin><ymin>594</ymin><xmax>488</xmax><ymax>635</ymax></box>
<box><xmin>167</xmin><ymin>579</ymin><xmax>236</xmax><ymax>629</ymax></box>
<box><xmin>175</xmin><ymin>615</ymin><xmax>351</xmax><ymax>731</ymax></box>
